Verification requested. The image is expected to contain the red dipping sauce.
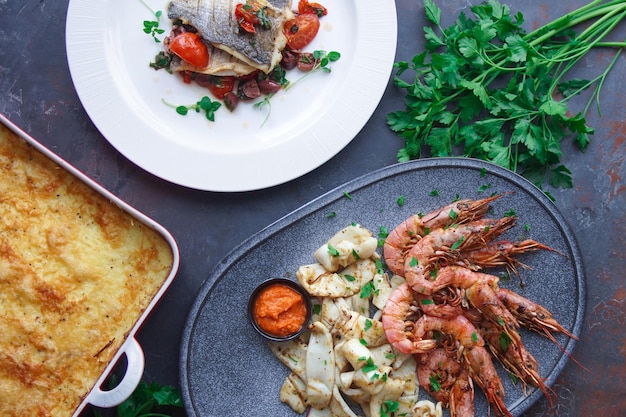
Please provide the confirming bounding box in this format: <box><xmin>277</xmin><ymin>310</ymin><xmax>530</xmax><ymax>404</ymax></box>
<box><xmin>253</xmin><ymin>283</ymin><xmax>308</xmax><ymax>337</ymax></box>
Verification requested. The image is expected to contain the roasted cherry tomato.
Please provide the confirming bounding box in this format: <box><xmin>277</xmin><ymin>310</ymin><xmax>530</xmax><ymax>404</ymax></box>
<box><xmin>298</xmin><ymin>0</ymin><xmax>327</xmax><ymax>17</ymax></box>
<box><xmin>235</xmin><ymin>2</ymin><xmax>261</xmax><ymax>34</ymax></box>
<box><xmin>180</xmin><ymin>70</ymin><xmax>193</xmax><ymax>84</ymax></box>
<box><xmin>169</xmin><ymin>32</ymin><xmax>209</xmax><ymax>68</ymax></box>
<box><xmin>283</xmin><ymin>14</ymin><xmax>320</xmax><ymax>51</ymax></box>
<box><xmin>194</xmin><ymin>74</ymin><xmax>236</xmax><ymax>99</ymax></box>
<box><xmin>206</xmin><ymin>76</ymin><xmax>236</xmax><ymax>100</ymax></box>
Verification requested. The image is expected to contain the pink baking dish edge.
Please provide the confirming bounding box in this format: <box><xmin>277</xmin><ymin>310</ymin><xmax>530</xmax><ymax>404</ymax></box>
<box><xmin>0</xmin><ymin>114</ymin><xmax>181</xmax><ymax>416</ymax></box>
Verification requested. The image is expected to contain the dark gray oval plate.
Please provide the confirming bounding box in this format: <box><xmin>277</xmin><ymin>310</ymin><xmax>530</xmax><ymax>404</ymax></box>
<box><xmin>180</xmin><ymin>158</ymin><xmax>585</xmax><ymax>417</ymax></box>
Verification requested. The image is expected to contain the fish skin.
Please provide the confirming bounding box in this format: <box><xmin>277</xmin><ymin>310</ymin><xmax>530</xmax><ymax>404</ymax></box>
<box><xmin>167</xmin><ymin>0</ymin><xmax>293</xmax><ymax>73</ymax></box>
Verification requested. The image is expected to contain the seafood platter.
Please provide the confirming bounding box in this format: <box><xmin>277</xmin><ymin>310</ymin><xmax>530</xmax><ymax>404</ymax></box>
<box><xmin>180</xmin><ymin>158</ymin><xmax>584</xmax><ymax>416</ymax></box>
<box><xmin>65</xmin><ymin>0</ymin><xmax>397</xmax><ymax>191</ymax></box>
<box><xmin>0</xmin><ymin>115</ymin><xmax>180</xmax><ymax>416</ymax></box>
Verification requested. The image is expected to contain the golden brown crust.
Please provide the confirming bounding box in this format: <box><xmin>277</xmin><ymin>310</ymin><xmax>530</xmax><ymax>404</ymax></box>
<box><xmin>0</xmin><ymin>123</ymin><xmax>174</xmax><ymax>416</ymax></box>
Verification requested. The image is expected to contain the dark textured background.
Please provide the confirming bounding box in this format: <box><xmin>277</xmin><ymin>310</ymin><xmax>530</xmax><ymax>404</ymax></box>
<box><xmin>1</xmin><ymin>0</ymin><xmax>625</xmax><ymax>416</ymax></box>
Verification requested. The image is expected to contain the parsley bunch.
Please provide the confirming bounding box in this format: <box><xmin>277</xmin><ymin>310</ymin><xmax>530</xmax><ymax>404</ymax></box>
<box><xmin>387</xmin><ymin>0</ymin><xmax>626</xmax><ymax>193</ymax></box>
<box><xmin>93</xmin><ymin>380</ymin><xmax>182</xmax><ymax>417</ymax></box>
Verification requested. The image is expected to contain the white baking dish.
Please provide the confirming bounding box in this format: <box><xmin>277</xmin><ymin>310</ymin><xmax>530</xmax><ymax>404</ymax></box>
<box><xmin>0</xmin><ymin>114</ymin><xmax>180</xmax><ymax>416</ymax></box>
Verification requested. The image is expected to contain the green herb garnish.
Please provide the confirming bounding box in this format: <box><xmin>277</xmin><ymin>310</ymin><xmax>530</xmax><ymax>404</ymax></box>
<box><xmin>362</xmin><ymin>357</ymin><xmax>378</xmax><ymax>373</ymax></box>
<box><xmin>327</xmin><ymin>244</ymin><xmax>340</xmax><ymax>257</ymax></box>
<box><xmin>429</xmin><ymin>375</ymin><xmax>442</xmax><ymax>392</ymax></box>
<box><xmin>377</xmin><ymin>226</ymin><xmax>389</xmax><ymax>247</ymax></box>
<box><xmin>381</xmin><ymin>399</ymin><xmax>400</xmax><ymax>417</ymax></box>
<box><xmin>500</xmin><ymin>330</ymin><xmax>513</xmax><ymax>352</ymax></box>
<box><xmin>364</xmin><ymin>318</ymin><xmax>373</xmax><ymax>331</ymax></box>
<box><xmin>162</xmin><ymin>96</ymin><xmax>222</xmax><ymax>122</ymax></box>
<box><xmin>255</xmin><ymin>51</ymin><xmax>341</xmax><ymax>126</ymax></box>
<box><xmin>360</xmin><ymin>281</ymin><xmax>376</xmax><ymax>299</ymax></box>
<box><xmin>450</xmin><ymin>235</ymin><xmax>465</xmax><ymax>251</ymax></box>
<box><xmin>140</xmin><ymin>1</ymin><xmax>165</xmax><ymax>42</ymax></box>
<box><xmin>285</xmin><ymin>50</ymin><xmax>341</xmax><ymax>91</ymax></box>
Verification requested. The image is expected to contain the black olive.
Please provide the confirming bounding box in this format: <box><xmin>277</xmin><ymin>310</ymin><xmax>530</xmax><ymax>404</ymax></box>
<box><xmin>258</xmin><ymin>79</ymin><xmax>282</xmax><ymax>95</ymax></box>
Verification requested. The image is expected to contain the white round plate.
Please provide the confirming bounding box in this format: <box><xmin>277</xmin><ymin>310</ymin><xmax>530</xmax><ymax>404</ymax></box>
<box><xmin>66</xmin><ymin>0</ymin><xmax>398</xmax><ymax>191</ymax></box>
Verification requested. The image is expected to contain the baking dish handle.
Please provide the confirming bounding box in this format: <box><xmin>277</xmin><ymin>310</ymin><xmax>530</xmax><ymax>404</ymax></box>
<box><xmin>87</xmin><ymin>337</ymin><xmax>145</xmax><ymax>407</ymax></box>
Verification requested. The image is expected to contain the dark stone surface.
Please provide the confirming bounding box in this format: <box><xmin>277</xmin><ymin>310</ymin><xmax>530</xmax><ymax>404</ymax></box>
<box><xmin>1</xmin><ymin>0</ymin><xmax>625</xmax><ymax>416</ymax></box>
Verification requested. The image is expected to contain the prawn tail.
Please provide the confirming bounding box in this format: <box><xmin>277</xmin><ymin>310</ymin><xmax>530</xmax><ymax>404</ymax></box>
<box><xmin>414</xmin><ymin>339</ymin><xmax>439</xmax><ymax>353</ymax></box>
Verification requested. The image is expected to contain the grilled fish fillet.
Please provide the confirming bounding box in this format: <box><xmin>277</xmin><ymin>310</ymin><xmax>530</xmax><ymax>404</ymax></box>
<box><xmin>170</xmin><ymin>46</ymin><xmax>258</xmax><ymax>76</ymax></box>
<box><xmin>167</xmin><ymin>0</ymin><xmax>294</xmax><ymax>74</ymax></box>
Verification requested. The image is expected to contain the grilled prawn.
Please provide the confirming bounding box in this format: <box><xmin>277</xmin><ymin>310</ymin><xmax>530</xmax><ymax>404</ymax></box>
<box><xmin>383</xmin><ymin>195</ymin><xmax>503</xmax><ymax>276</ymax></box>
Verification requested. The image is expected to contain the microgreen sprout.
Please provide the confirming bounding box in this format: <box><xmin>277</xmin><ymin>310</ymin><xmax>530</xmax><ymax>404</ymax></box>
<box><xmin>255</xmin><ymin>50</ymin><xmax>341</xmax><ymax>126</ymax></box>
<box><xmin>285</xmin><ymin>50</ymin><xmax>341</xmax><ymax>91</ymax></box>
<box><xmin>254</xmin><ymin>93</ymin><xmax>275</xmax><ymax>128</ymax></box>
<box><xmin>140</xmin><ymin>0</ymin><xmax>165</xmax><ymax>42</ymax></box>
<box><xmin>162</xmin><ymin>96</ymin><xmax>222</xmax><ymax>122</ymax></box>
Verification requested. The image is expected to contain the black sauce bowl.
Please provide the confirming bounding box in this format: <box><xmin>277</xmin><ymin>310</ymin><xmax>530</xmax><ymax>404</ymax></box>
<box><xmin>247</xmin><ymin>278</ymin><xmax>313</xmax><ymax>342</ymax></box>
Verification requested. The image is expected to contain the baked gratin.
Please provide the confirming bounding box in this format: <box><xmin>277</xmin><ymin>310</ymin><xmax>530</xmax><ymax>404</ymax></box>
<box><xmin>0</xmin><ymin>122</ymin><xmax>175</xmax><ymax>416</ymax></box>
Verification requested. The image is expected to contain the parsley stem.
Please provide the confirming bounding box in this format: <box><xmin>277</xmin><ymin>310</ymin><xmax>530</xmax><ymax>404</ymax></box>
<box><xmin>525</xmin><ymin>0</ymin><xmax>624</xmax><ymax>45</ymax></box>
<box><xmin>595</xmin><ymin>40</ymin><xmax>626</xmax><ymax>47</ymax></box>
<box><xmin>546</xmin><ymin>8</ymin><xmax>626</xmax><ymax>97</ymax></box>
<box><xmin>582</xmin><ymin>47</ymin><xmax>623</xmax><ymax>116</ymax></box>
